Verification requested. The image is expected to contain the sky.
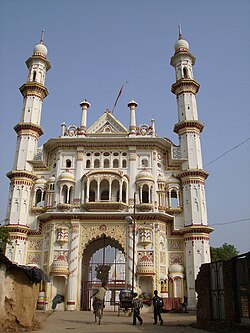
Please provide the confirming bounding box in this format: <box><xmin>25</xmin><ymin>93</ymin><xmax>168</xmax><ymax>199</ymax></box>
<box><xmin>0</xmin><ymin>0</ymin><xmax>249</xmax><ymax>254</ymax></box>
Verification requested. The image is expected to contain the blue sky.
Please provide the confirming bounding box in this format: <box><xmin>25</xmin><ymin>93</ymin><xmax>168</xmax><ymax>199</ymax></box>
<box><xmin>0</xmin><ymin>0</ymin><xmax>249</xmax><ymax>254</ymax></box>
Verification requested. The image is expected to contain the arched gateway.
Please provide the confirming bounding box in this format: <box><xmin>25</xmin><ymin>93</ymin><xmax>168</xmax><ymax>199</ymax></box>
<box><xmin>81</xmin><ymin>235</ymin><xmax>126</xmax><ymax>311</ymax></box>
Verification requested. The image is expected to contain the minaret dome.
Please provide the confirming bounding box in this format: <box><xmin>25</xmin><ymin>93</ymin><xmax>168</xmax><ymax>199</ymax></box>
<box><xmin>33</xmin><ymin>43</ymin><xmax>48</xmax><ymax>57</ymax></box>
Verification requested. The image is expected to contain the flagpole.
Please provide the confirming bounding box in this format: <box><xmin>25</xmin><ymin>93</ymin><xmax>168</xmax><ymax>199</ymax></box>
<box><xmin>111</xmin><ymin>81</ymin><xmax>128</xmax><ymax>114</ymax></box>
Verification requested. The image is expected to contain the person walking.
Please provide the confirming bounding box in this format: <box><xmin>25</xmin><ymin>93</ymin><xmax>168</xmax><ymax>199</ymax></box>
<box><xmin>91</xmin><ymin>282</ymin><xmax>107</xmax><ymax>313</ymax></box>
<box><xmin>152</xmin><ymin>290</ymin><xmax>163</xmax><ymax>325</ymax></box>
<box><xmin>132</xmin><ymin>292</ymin><xmax>143</xmax><ymax>325</ymax></box>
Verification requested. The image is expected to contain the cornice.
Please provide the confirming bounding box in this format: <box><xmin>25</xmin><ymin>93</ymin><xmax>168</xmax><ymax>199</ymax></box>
<box><xmin>6</xmin><ymin>170</ymin><xmax>37</xmax><ymax>182</ymax></box>
<box><xmin>171</xmin><ymin>79</ymin><xmax>200</xmax><ymax>95</ymax></box>
<box><xmin>19</xmin><ymin>82</ymin><xmax>49</xmax><ymax>99</ymax></box>
<box><xmin>177</xmin><ymin>169</ymin><xmax>209</xmax><ymax>180</ymax></box>
<box><xmin>174</xmin><ymin>120</ymin><xmax>204</xmax><ymax>134</ymax></box>
<box><xmin>14</xmin><ymin>122</ymin><xmax>44</xmax><ymax>137</ymax></box>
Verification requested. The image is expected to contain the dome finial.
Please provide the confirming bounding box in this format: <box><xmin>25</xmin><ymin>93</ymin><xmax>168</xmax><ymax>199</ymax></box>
<box><xmin>178</xmin><ymin>24</ymin><xmax>183</xmax><ymax>40</ymax></box>
<box><xmin>40</xmin><ymin>29</ymin><xmax>45</xmax><ymax>44</ymax></box>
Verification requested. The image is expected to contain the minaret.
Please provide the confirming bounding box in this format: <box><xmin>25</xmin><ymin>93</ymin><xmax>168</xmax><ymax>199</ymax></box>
<box><xmin>5</xmin><ymin>32</ymin><xmax>51</xmax><ymax>264</ymax></box>
<box><xmin>128</xmin><ymin>100</ymin><xmax>138</xmax><ymax>135</ymax></box>
<box><xmin>170</xmin><ymin>28</ymin><xmax>213</xmax><ymax>309</ymax></box>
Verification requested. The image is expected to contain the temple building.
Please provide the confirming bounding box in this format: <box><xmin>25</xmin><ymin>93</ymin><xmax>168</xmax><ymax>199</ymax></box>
<box><xmin>4</xmin><ymin>30</ymin><xmax>213</xmax><ymax>311</ymax></box>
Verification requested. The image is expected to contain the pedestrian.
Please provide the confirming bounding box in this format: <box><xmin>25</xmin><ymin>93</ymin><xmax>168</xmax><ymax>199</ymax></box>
<box><xmin>152</xmin><ymin>290</ymin><xmax>163</xmax><ymax>325</ymax></box>
<box><xmin>90</xmin><ymin>282</ymin><xmax>107</xmax><ymax>313</ymax></box>
<box><xmin>132</xmin><ymin>292</ymin><xmax>143</xmax><ymax>325</ymax></box>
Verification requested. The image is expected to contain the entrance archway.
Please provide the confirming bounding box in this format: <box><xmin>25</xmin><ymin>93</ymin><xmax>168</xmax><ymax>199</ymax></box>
<box><xmin>81</xmin><ymin>236</ymin><xmax>126</xmax><ymax>311</ymax></box>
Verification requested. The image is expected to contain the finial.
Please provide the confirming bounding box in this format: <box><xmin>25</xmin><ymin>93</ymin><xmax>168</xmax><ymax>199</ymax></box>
<box><xmin>40</xmin><ymin>29</ymin><xmax>45</xmax><ymax>44</ymax></box>
<box><xmin>178</xmin><ymin>24</ymin><xmax>183</xmax><ymax>39</ymax></box>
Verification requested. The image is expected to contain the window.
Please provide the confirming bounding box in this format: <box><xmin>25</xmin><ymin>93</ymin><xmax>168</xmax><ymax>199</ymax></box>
<box><xmin>86</xmin><ymin>160</ymin><xmax>90</xmax><ymax>168</ymax></box>
<box><xmin>122</xmin><ymin>159</ymin><xmax>127</xmax><ymax>168</ymax></box>
<box><xmin>170</xmin><ymin>190</ymin><xmax>178</xmax><ymax>208</ymax></box>
<box><xmin>32</xmin><ymin>71</ymin><xmax>37</xmax><ymax>81</ymax></box>
<box><xmin>104</xmin><ymin>159</ymin><xmax>109</xmax><ymax>168</ymax></box>
<box><xmin>183</xmin><ymin>67</ymin><xmax>188</xmax><ymax>78</ymax></box>
<box><xmin>142</xmin><ymin>158</ymin><xmax>148</xmax><ymax>167</ymax></box>
<box><xmin>113</xmin><ymin>159</ymin><xmax>119</xmax><ymax>168</ymax></box>
<box><xmin>142</xmin><ymin>184</ymin><xmax>149</xmax><ymax>203</ymax></box>
<box><xmin>94</xmin><ymin>159</ymin><xmax>100</xmax><ymax>168</ymax></box>
<box><xmin>66</xmin><ymin>159</ymin><xmax>71</xmax><ymax>168</ymax></box>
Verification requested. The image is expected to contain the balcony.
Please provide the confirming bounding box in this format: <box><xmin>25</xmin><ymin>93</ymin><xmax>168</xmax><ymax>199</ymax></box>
<box><xmin>136</xmin><ymin>203</ymin><xmax>153</xmax><ymax>212</ymax></box>
<box><xmin>165</xmin><ymin>207</ymin><xmax>183</xmax><ymax>215</ymax></box>
<box><xmin>82</xmin><ymin>201</ymin><xmax>128</xmax><ymax>212</ymax></box>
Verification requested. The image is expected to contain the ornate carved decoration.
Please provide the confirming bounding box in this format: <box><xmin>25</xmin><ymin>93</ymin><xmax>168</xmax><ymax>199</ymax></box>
<box><xmin>80</xmin><ymin>224</ymin><xmax>126</xmax><ymax>254</ymax></box>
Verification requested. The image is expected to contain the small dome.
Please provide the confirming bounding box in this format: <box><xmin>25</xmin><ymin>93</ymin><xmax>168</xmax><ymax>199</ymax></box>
<box><xmin>35</xmin><ymin>177</ymin><xmax>47</xmax><ymax>185</ymax></box>
<box><xmin>157</xmin><ymin>175</ymin><xmax>165</xmax><ymax>183</ymax></box>
<box><xmin>47</xmin><ymin>176</ymin><xmax>55</xmax><ymax>183</ymax></box>
<box><xmin>136</xmin><ymin>171</ymin><xmax>154</xmax><ymax>181</ymax></box>
<box><xmin>167</xmin><ymin>174</ymin><xmax>180</xmax><ymax>184</ymax></box>
<box><xmin>58</xmin><ymin>170</ymin><xmax>75</xmax><ymax>182</ymax></box>
<box><xmin>169</xmin><ymin>264</ymin><xmax>184</xmax><ymax>274</ymax></box>
<box><xmin>33</xmin><ymin>43</ymin><xmax>48</xmax><ymax>57</ymax></box>
<box><xmin>174</xmin><ymin>36</ymin><xmax>189</xmax><ymax>53</ymax></box>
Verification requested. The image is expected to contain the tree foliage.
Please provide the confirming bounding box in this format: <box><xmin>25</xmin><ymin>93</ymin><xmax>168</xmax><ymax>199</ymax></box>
<box><xmin>0</xmin><ymin>226</ymin><xmax>11</xmax><ymax>252</ymax></box>
<box><xmin>210</xmin><ymin>243</ymin><xmax>239</xmax><ymax>262</ymax></box>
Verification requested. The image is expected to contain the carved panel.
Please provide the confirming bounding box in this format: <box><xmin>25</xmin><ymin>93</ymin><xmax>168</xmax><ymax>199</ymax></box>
<box><xmin>28</xmin><ymin>239</ymin><xmax>43</xmax><ymax>250</ymax></box>
<box><xmin>27</xmin><ymin>252</ymin><xmax>41</xmax><ymax>266</ymax></box>
<box><xmin>80</xmin><ymin>224</ymin><xmax>126</xmax><ymax>254</ymax></box>
<box><xmin>169</xmin><ymin>253</ymin><xmax>183</xmax><ymax>265</ymax></box>
<box><xmin>169</xmin><ymin>239</ymin><xmax>183</xmax><ymax>251</ymax></box>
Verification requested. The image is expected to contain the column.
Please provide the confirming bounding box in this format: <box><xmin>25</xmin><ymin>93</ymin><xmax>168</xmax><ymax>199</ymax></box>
<box><xmin>67</xmin><ymin>221</ymin><xmax>80</xmax><ymax>310</ymax></box>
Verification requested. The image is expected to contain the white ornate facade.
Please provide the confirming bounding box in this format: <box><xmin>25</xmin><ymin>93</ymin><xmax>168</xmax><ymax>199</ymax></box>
<box><xmin>5</xmin><ymin>31</ymin><xmax>213</xmax><ymax>311</ymax></box>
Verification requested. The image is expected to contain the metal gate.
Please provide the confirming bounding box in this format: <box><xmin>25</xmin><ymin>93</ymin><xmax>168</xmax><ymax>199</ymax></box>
<box><xmin>210</xmin><ymin>261</ymin><xmax>225</xmax><ymax>320</ymax></box>
<box><xmin>81</xmin><ymin>237</ymin><xmax>126</xmax><ymax>311</ymax></box>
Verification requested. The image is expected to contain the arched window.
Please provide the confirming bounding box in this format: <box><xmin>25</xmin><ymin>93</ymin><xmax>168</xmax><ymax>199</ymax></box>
<box><xmin>122</xmin><ymin>159</ymin><xmax>127</xmax><ymax>168</ymax></box>
<box><xmin>32</xmin><ymin>71</ymin><xmax>37</xmax><ymax>81</ymax></box>
<box><xmin>183</xmin><ymin>67</ymin><xmax>188</xmax><ymax>78</ymax></box>
<box><xmin>113</xmin><ymin>159</ymin><xmax>119</xmax><ymax>168</ymax></box>
<box><xmin>122</xmin><ymin>182</ymin><xmax>127</xmax><ymax>203</ymax></box>
<box><xmin>142</xmin><ymin>184</ymin><xmax>149</xmax><ymax>203</ymax></box>
<box><xmin>94</xmin><ymin>159</ymin><xmax>100</xmax><ymax>168</ymax></box>
<box><xmin>100</xmin><ymin>179</ymin><xmax>109</xmax><ymax>200</ymax></box>
<box><xmin>104</xmin><ymin>159</ymin><xmax>110</xmax><ymax>168</ymax></box>
<box><xmin>35</xmin><ymin>189</ymin><xmax>42</xmax><ymax>206</ymax></box>
<box><xmin>62</xmin><ymin>185</ymin><xmax>68</xmax><ymax>204</ymax></box>
<box><xmin>86</xmin><ymin>160</ymin><xmax>90</xmax><ymax>168</ymax></box>
<box><xmin>66</xmin><ymin>159</ymin><xmax>71</xmax><ymax>168</ymax></box>
<box><xmin>170</xmin><ymin>190</ymin><xmax>178</xmax><ymax>208</ymax></box>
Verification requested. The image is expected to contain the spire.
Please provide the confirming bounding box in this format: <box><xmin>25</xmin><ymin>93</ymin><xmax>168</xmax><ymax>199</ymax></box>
<box><xmin>178</xmin><ymin>24</ymin><xmax>183</xmax><ymax>40</ymax></box>
<box><xmin>40</xmin><ymin>29</ymin><xmax>45</xmax><ymax>44</ymax></box>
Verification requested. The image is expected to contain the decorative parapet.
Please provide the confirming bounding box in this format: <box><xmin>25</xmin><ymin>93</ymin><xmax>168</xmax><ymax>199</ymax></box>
<box><xmin>82</xmin><ymin>201</ymin><xmax>128</xmax><ymax>212</ymax></box>
<box><xmin>136</xmin><ymin>203</ymin><xmax>153</xmax><ymax>212</ymax></box>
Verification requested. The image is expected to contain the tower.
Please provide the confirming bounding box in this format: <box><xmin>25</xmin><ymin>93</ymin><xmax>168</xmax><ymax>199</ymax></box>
<box><xmin>170</xmin><ymin>29</ymin><xmax>212</xmax><ymax>308</ymax></box>
<box><xmin>5</xmin><ymin>33</ymin><xmax>51</xmax><ymax>264</ymax></box>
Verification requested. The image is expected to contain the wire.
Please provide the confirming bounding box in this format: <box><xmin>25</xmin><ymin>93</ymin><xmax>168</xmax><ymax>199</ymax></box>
<box><xmin>204</xmin><ymin>137</ymin><xmax>250</xmax><ymax>167</ymax></box>
<box><xmin>210</xmin><ymin>217</ymin><xmax>250</xmax><ymax>226</ymax></box>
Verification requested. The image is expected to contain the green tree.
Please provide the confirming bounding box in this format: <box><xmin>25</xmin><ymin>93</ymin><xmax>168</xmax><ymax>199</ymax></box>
<box><xmin>0</xmin><ymin>226</ymin><xmax>11</xmax><ymax>252</ymax></box>
<box><xmin>210</xmin><ymin>243</ymin><xmax>239</xmax><ymax>262</ymax></box>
